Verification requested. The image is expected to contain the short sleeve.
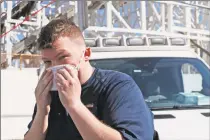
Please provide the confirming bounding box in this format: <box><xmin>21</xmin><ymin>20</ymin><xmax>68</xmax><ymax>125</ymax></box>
<box><xmin>102</xmin><ymin>77</ymin><xmax>154</xmax><ymax>140</ymax></box>
<box><xmin>24</xmin><ymin>104</ymin><xmax>37</xmax><ymax>136</ymax></box>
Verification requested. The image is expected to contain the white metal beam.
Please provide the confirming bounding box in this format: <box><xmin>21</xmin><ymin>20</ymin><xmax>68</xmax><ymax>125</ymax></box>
<box><xmin>157</xmin><ymin>1</ymin><xmax>210</xmax><ymax>10</ymax></box>
<box><xmin>140</xmin><ymin>1</ymin><xmax>146</xmax><ymax>30</ymax></box>
<box><xmin>173</xmin><ymin>26</ymin><xmax>210</xmax><ymax>36</ymax></box>
<box><xmin>106</xmin><ymin>1</ymin><xmax>113</xmax><ymax>37</ymax></box>
<box><xmin>149</xmin><ymin>2</ymin><xmax>161</xmax><ymax>22</ymax></box>
<box><xmin>36</xmin><ymin>1</ymin><xmax>42</xmax><ymax>27</ymax></box>
<box><xmin>106</xmin><ymin>1</ymin><xmax>112</xmax><ymax>28</ymax></box>
<box><xmin>7</xmin><ymin>19</ymin><xmax>40</xmax><ymax>26</ymax></box>
<box><xmin>85</xmin><ymin>26</ymin><xmax>210</xmax><ymax>41</ymax></box>
<box><xmin>6</xmin><ymin>1</ymin><xmax>12</xmax><ymax>21</ymax></box>
<box><xmin>161</xmin><ymin>3</ymin><xmax>165</xmax><ymax>31</ymax></box>
<box><xmin>77</xmin><ymin>1</ymin><xmax>89</xmax><ymax>30</ymax></box>
<box><xmin>5</xmin><ymin>22</ymin><xmax>12</xmax><ymax>66</ymax></box>
<box><xmin>184</xmin><ymin>2</ymin><xmax>191</xmax><ymax>45</ymax></box>
<box><xmin>167</xmin><ymin>3</ymin><xmax>173</xmax><ymax>32</ymax></box>
<box><xmin>110</xmin><ymin>3</ymin><xmax>131</xmax><ymax>29</ymax></box>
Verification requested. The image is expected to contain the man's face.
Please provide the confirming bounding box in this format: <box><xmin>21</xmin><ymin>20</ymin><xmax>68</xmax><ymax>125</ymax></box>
<box><xmin>41</xmin><ymin>37</ymin><xmax>85</xmax><ymax>69</ymax></box>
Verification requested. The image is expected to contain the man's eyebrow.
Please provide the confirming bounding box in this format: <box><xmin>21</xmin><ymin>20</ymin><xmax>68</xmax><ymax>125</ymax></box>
<box><xmin>55</xmin><ymin>50</ymin><xmax>66</xmax><ymax>58</ymax></box>
<box><xmin>42</xmin><ymin>57</ymin><xmax>49</xmax><ymax>60</ymax></box>
<box><xmin>41</xmin><ymin>50</ymin><xmax>70</xmax><ymax>60</ymax></box>
<box><xmin>56</xmin><ymin>51</ymin><xmax>71</xmax><ymax>58</ymax></box>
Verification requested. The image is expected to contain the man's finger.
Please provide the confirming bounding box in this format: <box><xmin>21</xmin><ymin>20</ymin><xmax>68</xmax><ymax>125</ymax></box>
<box><xmin>64</xmin><ymin>65</ymin><xmax>78</xmax><ymax>79</ymax></box>
<box><xmin>37</xmin><ymin>70</ymin><xmax>52</xmax><ymax>91</ymax></box>
<box><xmin>56</xmin><ymin>82</ymin><xmax>64</xmax><ymax>92</ymax></box>
<box><xmin>39</xmin><ymin>69</ymin><xmax>48</xmax><ymax>80</ymax></box>
<box><xmin>57</xmin><ymin>68</ymin><xmax>71</xmax><ymax>81</ymax></box>
<box><xmin>42</xmin><ymin>77</ymin><xmax>53</xmax><ymax>97</ymax></box>
<box><xmin>38</xmin><ymin>73</ymin><xmax>53</xmax><ymax>97</ymax></box>
<box><xmin>36</xmin><ymin>70</ymin><xmax>47</xmax><ymax>91</ymax></box>
<box><xmin>42</xmin><ymin>69</ymin><xmax>52</xmax><ymax>81</ymax></box>
<box><xmin>56</xmin><ymin>73</ymin><xmax>67</xmax><ymax>86</ymax></box>
<box><xmin>38</xmin><ymin>70</ymin><xmax>52</xmax><ymax>88</ymax></box>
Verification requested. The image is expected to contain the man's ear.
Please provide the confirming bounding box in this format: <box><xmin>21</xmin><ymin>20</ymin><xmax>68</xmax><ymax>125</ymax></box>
<box><xmin>84</xmin><ymin>47</ymin><xmax>91</xmax><ymax>61</ymax></box>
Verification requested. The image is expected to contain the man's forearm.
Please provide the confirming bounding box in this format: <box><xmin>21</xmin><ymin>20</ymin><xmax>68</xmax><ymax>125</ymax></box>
<box><xmin>66</xmin><ymin>101</ymin><xmax>123</xmax><ymax>140</ymax></box>
<box><xmin>24</xmin><ymin>111</ymin><xmax>49</xmax><ymax>140</ymax></box>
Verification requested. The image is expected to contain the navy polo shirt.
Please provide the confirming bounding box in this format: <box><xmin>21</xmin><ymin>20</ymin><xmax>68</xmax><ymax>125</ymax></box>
<box><xmin>26</xmin><ymin>68</ymin><xmax>154</xmax><ymax>140</ymax></box>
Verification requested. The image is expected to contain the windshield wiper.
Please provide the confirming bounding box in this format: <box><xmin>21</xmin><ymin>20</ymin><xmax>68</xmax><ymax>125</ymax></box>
<box><xmin>172</xmin><ymin>105</ymin><xmax>210</xmax><ymax>109</ymax></box>
<box><xmin>151</xmin><ymin>105</ymin><xmax>210</xmax><ymax>111</ymax></box>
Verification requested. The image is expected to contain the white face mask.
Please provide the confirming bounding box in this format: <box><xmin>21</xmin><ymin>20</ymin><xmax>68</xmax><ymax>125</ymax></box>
<box><xmin>47</xmin><ymin>64</ymin><xmax>72</xmax><ymax>91</ymax></box>
<box><xmin>45</xmin><ymin>50</ymin><xmax>85</xmax><ymax>91</ymax></box>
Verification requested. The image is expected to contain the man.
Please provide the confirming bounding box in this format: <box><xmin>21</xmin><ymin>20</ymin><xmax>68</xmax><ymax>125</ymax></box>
<box><xmin>24</xmin><ymin>17</ymin><xmax>154</xmax><ymax>140</ymax></box>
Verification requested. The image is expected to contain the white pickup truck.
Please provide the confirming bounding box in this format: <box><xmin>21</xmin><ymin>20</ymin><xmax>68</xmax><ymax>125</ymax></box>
<box><xmin>2</xmin><ymin>38</ymin><xmax>209</xmax><ymax>140</ymax></box>
<box><xmin>89</xmin><ymin>44</ymin><xmax>210</xmax><ymax>140</ymax></box>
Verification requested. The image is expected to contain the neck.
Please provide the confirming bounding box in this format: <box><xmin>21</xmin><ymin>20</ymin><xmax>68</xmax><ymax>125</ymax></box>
<box><xmin>78</xmin><ymin>63</ymin><xmax>94</xmax><ymax>85</ymax></box>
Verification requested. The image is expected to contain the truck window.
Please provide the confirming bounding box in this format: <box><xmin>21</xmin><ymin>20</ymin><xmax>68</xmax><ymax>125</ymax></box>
<box><xmin>90</xmin><ymin>57</ymin><xmax>210</xmax><ymax>109</ymax></box>
<box><xmin>181</xmin><ymin>63</ymin><xmax>203</xmax><ymax>93</ymax></box>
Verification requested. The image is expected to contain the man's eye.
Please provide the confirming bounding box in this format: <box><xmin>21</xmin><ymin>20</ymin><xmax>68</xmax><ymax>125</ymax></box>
<box><xmin>44</xmin><ymin>61</ymin><xmax>51</xmax><ymax>64</ymax></box>
<box><xmin>59</xmin><ymin>56</ymin><xmax>68</xmax><ymax>60</ymax></box>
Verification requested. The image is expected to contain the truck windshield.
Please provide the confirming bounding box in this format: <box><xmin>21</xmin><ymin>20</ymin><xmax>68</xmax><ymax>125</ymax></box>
<box><xmin>90</xmin><ymin>57</ymin><xmax>210</xmax><ymax>109</ymax></box>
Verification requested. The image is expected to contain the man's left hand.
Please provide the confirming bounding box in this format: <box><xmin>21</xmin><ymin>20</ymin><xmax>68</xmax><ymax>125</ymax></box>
<box><xmin>56</xmin><ymin>65</ymin><xmax>82</xmax><ymax>109</ymax></box>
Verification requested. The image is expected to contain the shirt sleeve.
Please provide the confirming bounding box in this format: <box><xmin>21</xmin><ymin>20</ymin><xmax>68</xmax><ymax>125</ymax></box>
<box><xmin>102</xmin><ymin>76</ymin><xmax>154</xmax><ymax>140</ymax></box>
<box><xmin>24</xmin><ymin>104</ymin><xmax>37</xmax><ymax>136</ymax></box>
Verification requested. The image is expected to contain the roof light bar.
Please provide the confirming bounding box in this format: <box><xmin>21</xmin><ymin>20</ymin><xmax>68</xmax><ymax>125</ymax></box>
<box><xmin>102</xmin><ymin>38</ymin><xmax>121</xmax><ymax>47</ymax></box>
<box><xmin>85</xmin><ymin>38</ymin><xmax>97</xmax><ymax>47</ymax></box>
<box><xmin>126</xmin><ymin>37</ymin><xmax>145</xmax><ymax>46</ymax></box>
<box><xmin>149</xmin><ymin>37</ymin><xmax>168</xmax><ymax>45</ymax></box>
<box><xmin>171</xmin><ymin>38</ymin><xmax>186</xmax><ymax>45</ymax></box>
<box><xmin>84</xmin><ymin>36</ymin><xmax>188</xmax><ymax>47</ymax></box>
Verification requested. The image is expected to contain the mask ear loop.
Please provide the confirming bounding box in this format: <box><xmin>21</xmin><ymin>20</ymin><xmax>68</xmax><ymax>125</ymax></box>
<box><xmin>75</xmin><ymin>50</ymin><xmax>85</xmax><ymax>71</ymax></box>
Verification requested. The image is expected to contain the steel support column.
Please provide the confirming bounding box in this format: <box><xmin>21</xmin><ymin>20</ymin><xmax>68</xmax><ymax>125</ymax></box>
<box><xmin>185</xmin><ymin>1</ymin><xmax>191</xmax><ymax>46</ymax></box>
<box><xmin>167</xmin><ymin>3</ymin><xmax>173</xmax><ymax>32</ymax></box>
<box><xmin>140</xmin><ymin>1</ymin><xmax>146</xmax><ymax>30</ymax></box>
<box><xmin>161</xmin><ymin>3</ymin><xmax>165</xmax><ymax>31</ymax></box>
<box><xmin>77</xmin><ymin>1</ymin><xmax>88</xmax><ymax>31</ymax></box>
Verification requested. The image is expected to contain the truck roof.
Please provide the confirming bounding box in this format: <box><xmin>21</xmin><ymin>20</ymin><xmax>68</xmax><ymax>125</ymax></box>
<box><xmin>90</xmin><ymin>46</ymin><xmax>192</xmax><ymax>52</ymax></box>
<box><xmin>90</xmin><ymin>46</ymin><xmax>198</xmax><ymax>59</ymax></box>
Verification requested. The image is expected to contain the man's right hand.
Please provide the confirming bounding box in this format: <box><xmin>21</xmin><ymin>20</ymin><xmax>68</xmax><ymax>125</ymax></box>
<box><xmin>35</xmin><ymin>69</ymin><xmax>53</xmax><ymax>114</ymax></box>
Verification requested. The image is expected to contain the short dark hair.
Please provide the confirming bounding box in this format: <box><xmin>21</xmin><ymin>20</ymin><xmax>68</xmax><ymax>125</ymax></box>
<box><xmin>37</xmin><ymin>17</ymin><xmax>84</xmax><ymax>50</ymax></box>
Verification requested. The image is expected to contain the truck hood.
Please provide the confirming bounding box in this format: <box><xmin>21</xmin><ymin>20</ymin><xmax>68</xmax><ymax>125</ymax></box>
<box><xmin>153</xmin><ymin>109</ymin><xmax>210</xmax><ymax>140</ymax></box>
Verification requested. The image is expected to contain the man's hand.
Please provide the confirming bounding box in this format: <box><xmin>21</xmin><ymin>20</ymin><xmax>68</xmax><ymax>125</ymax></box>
<box><xmin>56</xmin><ymin>65</ymin><xmax>82</xmax><ymax>108</ymax></box>
<box><xmin>35</xmin><ymin>69</ymin><xmax>53</xmax><ymax>114</ymax></box>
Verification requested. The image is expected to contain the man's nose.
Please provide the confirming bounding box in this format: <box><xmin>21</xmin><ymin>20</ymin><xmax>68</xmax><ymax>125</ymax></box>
<box><xmin>51</xmin><ymin>61</ymin><xmax>59</xmax><ymax>67</ymax></box>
